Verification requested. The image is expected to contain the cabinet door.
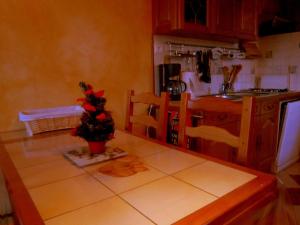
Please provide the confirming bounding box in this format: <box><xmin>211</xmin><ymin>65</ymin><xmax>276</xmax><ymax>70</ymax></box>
<box><xmin>153</xmin><ymin>0</ymin><xmax>209</xmax><ymax>35</ymax></box>
<box><xmin>211</xmin><ymin>0</ymin><xmax>237</xmax><ymax>37</ymax></box>
<box><xmin>252</xmin><ymin>112</ymin><xmax>277</xmax><ymax>172</ymax></box>
<box><xmin>182</xmin><ymin>0</ymin><xmax>210</xmax><ymax>33</ymax></box>
<box><xmin>152</xmin><ymin>0</ymin><xmax>178</xmax><ymax>33</ymax></box>
<box><xmin>236</xmin><ymin>0</ymin><xmax>258</xmax><ymax>40</ymax></box>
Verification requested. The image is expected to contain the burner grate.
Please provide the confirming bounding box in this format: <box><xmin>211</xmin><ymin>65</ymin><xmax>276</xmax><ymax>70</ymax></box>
<box><xmin>249</xmin><ymin>88</ymin><xmax>289</xmax><ymax>93</ymax></box>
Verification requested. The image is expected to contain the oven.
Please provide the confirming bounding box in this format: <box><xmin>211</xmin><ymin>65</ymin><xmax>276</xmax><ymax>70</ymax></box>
<box><xmin>274</xmin><ymin>98</ymin><xmax>300</xmax><ymax>172</ymax></box>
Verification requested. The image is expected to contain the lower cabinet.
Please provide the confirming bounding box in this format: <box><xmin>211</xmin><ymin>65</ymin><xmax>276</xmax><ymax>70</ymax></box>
<box><xmin>251</xmin><ymin>113</ymin><xmax>277</xmax><ymax>171</ymax></box>
<box><xmin>248</xmin><ymin>99</ymin><xmax>279</xmax><ymax>172</ymax></box>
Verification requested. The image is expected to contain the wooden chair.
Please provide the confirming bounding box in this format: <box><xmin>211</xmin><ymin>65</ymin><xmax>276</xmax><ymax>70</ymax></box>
<box><xmin>125</xmin><ymin>90</ymin><xmax>169</xmax><ymax>142</ymax></box>
<box><xmin>178</xmin><ymin>92</ymin><xmax>254</xmax><ymax>165</ymax></box>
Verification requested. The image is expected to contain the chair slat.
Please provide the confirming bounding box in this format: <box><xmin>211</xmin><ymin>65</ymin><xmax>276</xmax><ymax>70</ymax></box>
<box><xmin>130</xmin><ymin>115</ymin><xmax>158</xmax><ymax>129</ymax></box>
<box><xmin>131</xmin><ymin>93</ymin><xmax>161</xmax><ymax>105</ymax></box>
<box><xmin>185</xmin><ymin>125</ymin><xmax>239</xmax><ymax>147</ymax></box>
<box><xmin>125</xmin><ymin>90</ymin><xmax>169</xmax><ymax>142</ymax></box>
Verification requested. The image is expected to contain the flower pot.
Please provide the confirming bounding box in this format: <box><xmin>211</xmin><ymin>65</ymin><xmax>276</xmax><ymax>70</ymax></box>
<box><xmin>87</xmin><ymin>141</ymin><xmax>106</xmax><ymax>154</ymax></box>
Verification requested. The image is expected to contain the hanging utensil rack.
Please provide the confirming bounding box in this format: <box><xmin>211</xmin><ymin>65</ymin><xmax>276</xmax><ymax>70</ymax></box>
<box><xmin>166</xmin><ymin>41</ymin><xmax>244</xmax><ymax>59</ymax></box>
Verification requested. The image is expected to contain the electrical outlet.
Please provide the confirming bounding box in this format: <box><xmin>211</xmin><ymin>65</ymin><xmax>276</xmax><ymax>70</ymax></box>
<box><xmin>288</xmin><ymin>65</ymin><xmax>298</xmax><ymax>74</ymax></box>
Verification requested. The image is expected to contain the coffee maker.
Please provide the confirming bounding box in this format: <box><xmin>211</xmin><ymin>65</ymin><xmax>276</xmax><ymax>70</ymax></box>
<box><xmin>157</xmin><ymin>63</ymin><xmax>186</xmax><ymax>100</ymax></box>
<box><xmin>158</xmin><ymin>63</ymin><xmax>181</xmax><ymax>93</ymax></box>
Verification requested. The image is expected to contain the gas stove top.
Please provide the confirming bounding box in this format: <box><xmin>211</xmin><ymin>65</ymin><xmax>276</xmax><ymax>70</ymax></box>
<box><xmin>248</xmin><ymin>88</ymin><xmax>289</xmax><ymax>93</ymax></box>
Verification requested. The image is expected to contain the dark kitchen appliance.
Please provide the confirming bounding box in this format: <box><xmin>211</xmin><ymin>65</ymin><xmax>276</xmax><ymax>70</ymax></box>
<box><xmin>158</xmin><ymin>63</ymin><xmax>181</xmax><ymax>94</ymax></box>
<box><xmin>158</xmin><ymin>63</ymin><xmax>187</xmax><ymax>100</ymax></box>
<box><xmin>166</xmin><ymin>80</ymin><xmax>187</xmax><ymax>100</ymax></box>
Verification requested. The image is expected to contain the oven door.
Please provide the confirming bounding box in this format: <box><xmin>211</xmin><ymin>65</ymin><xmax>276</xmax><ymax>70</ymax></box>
<box><xmin>274</xmin><ymin>99</ymin><xmax>300</xmax><ymax>172</ymax></box>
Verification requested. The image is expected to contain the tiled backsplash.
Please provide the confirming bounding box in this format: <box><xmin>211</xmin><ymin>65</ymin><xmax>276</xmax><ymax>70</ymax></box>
<box><xmin>257</xmin><ymin>32</ymin><xmax>300</xmax><ymax>91</ymax></box>
<box><xmin>154</xmin><ymin>32</ymin><xmax>300</xmax><ymax>95</ymax></box>
<box><xmin>153</xmin><ymin>35</ymin><xmax>257</xmax><ymax>95</ymax></box>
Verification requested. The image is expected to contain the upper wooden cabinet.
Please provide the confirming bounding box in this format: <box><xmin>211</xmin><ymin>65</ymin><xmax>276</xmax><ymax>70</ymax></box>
<box><xmin>152</xmin><ymin>0</ymin><xmax>258</xmax><ymax>41</ymax></box>
<box><xmin>210</xmin><ymin>0</ymin><xmax>237</xmax><ymax>37</ymax></box>
<box><xmin>152</xmin><ymin>0</ymin><xmax>210</xmax><ymax>37</ymax></box>
<box><xmin>236</xmin><ymin>0</ymin><xmax>258</xmax><ymax>40</ymax></box>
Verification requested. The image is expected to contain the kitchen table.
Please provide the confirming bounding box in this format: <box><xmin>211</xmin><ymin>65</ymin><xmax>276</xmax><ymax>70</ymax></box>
<box><xmin>0</xmin><ymin>129</ymin><xmax>277</xmax><ymax>225</ymax></box>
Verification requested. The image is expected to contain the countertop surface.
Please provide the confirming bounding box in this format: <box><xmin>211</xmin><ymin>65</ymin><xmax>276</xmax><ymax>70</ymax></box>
<box><xmin>1</xmin><ymin>130</ymin><xmax>276</xmax><ymax>225</ymax></box>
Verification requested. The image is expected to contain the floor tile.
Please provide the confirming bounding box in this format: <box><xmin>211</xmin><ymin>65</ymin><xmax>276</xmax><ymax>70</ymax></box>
<box><xmin>29</xmin><ymin>174</ymin><xmax>114</xmax><ymax>220</ymax></box>
<box><xmin>174</xmin><ymin>161</ymin><xmax>256</xmax><ymax>197</ymax></box>
<box><xmin>286</xmin><ymin>188</ymin><xmax>300</xmax><ymax>205</ymax></box>
<box><xmin>120</xmin><ymin>176</ymin><xmax>216</xmax><ymax>225</ymax></box>
<box><xmin>293</xmin><ymin>205</ymin><xmax>300</xmax><ymax>223</ymax></box>
<box><xmin>277</xmin><ymin>171</ymin><xmax>300</xmax><ymax>188</ymax></box>
<box><xmin>18</xmin><ymin>159</ymin><xmax>84</xmax><ymax>189</ymax></box>
<box><xmin>142</xmin><ymin>149</ymin><xmax>205</xmax><ymax>174</ymax></box>
<box><xmin>290</xmin><ymin>175</ymin><xmax>300</xmax><ymax>186</ymax></box>
<box><xmin>85</xmin><ymin>162</ymin><xmax>166</xmax><ymax>194</ymax></box>
<box><xmin>45</xmin><ymin>196</ymin><xmax>154</xmax><ymax>225</ymax></box>
<box><xmin>282</xmin><ymin>162</ymin><xmax>300</xmax><ymax>174</ymax></box>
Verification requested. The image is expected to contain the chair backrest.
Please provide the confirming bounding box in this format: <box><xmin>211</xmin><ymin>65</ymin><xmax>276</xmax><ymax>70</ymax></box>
<box><xmin>125</xmin><ymin>90</ymin><xmax>169</xmax><ymax>142</ymax></box>
<box><xmin>178</xmin><ymin>93</ymin><xmax>254</xmax><ymax>165</ymax></box>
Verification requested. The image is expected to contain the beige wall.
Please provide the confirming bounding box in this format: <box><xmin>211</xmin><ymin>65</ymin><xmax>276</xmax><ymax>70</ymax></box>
<box><xmin>257</xmin><ymin>32</ymin><xmax>300</xmax><ymax>90</ymax></box>
<box><xmin>0</xmin><ymin>0</ymin><xmax>153</xmax><ymax>132</ymax></box>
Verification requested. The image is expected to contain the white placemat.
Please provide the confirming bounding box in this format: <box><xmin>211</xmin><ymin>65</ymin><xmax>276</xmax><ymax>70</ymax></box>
<box><xmin>63</xmin><ymin>147</ymin><xmax>128</xmax><ymax>167</ymax></box>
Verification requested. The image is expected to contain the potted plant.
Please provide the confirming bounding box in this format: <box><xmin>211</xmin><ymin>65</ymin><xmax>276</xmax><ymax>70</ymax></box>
<box><xmin>71</xmin><ymin>81</ymin><xmax>115</xmax><ymax>154</ymax></box>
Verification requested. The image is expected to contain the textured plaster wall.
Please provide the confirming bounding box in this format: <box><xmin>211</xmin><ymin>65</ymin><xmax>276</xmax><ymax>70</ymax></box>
<box><xmin>0</xmin><ymin>0</ymin><xmax>153</xmax><ymax>132</ymax></box>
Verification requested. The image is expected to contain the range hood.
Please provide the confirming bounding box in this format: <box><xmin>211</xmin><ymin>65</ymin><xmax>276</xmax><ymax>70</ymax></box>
<box><xmin>259</xmin><ymin>16</ymin><xmax>297</xmax><ymax>36</ymax></box>
<box><xmin>258</xmin><ymin>0</ymin><xmax>300</xmax><ymax>36</ymax></box>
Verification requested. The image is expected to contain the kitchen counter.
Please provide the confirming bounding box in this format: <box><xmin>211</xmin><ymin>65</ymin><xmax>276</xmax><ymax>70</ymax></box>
<box><xmin>0</xmin><ymin>129</ymin><xmax>277</xmax><ymax>225</ymax></box>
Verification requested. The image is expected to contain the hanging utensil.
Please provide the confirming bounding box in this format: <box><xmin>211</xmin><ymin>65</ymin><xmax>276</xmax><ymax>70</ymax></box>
<box><xmin>222</xmin><ymin>66</ymin><xmax>230</xmax><ymax>83</ymax></box>
<box><xmin>200</xmin><ymin>50</ymin><xmax>211</xmax><ymax>83</ymax></box>
<box><xmin>195</xmin><ymin>50</ymin><xmax>203</xmax><ymax>75</ymax></box>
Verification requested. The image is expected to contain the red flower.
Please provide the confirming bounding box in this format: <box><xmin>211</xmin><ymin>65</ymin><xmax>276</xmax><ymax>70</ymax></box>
<box><xmin>83</xmin><ymin>103</ymin><xmax>96</xmax><ymax>112</ymax></box>
<box><xmin>96</xmin><ymin>113</ymin><xmax>106</xmax><ymax>121</ymax></box>
<box><xmin>76</xmin><ymin>98</ymin><xmax>86</xmax><ymax>103</ymax></box>
<box><xmin>87</xmin><ymin>84</ymin><xmax>93</xmax><ymax>90</ymax></box>
<box><xmin>84</xmin><ymin>89</ymin><xmax>94</xmax><ymax>95</ymax></box>
<box><xmin>95</xmin><ymin>90</ymin><xmax>104</xmax><ymax>97</ymax></box>
<box><xmin>108</xmin><ymin>133</ymin><xmax>115</xmax><ymax>139</ymax></box>
<box><xmin>71</xmin><ymin>128</ymin><xmax>78</xmax><ymax>136</ymax></box>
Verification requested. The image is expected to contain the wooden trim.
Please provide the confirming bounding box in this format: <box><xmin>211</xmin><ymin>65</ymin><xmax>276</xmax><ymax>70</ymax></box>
<box><xmin>0</xmin><ymin>142</ymin><xmax>44</xmax><ymax>225</ymax></box>
<box><xmin>237</xmin><ymin>96</ymin><xmax>254</xmax><ymax>164</ymax></box>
